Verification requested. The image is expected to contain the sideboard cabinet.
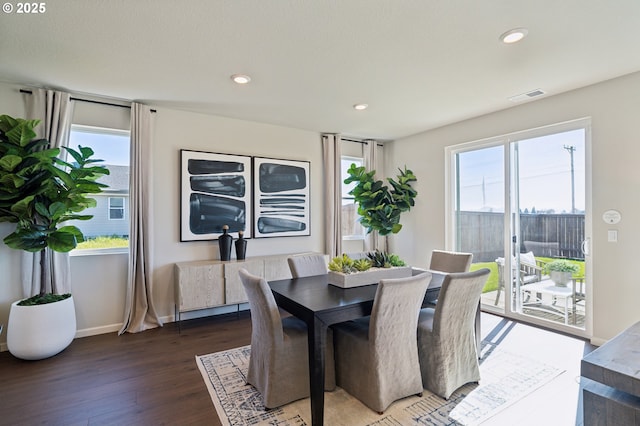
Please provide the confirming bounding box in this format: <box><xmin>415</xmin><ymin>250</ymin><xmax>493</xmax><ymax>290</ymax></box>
<box><xmin>174</xmin><ymin>253</ymin><xmax>324</xmax><ymax>321</ymax></box>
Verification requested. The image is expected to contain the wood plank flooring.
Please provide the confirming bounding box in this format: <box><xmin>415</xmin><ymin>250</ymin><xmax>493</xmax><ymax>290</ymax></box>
<box><xmin>0</xmin><ymin>310</ymin><xmax>595</xmax><ymax>425</ymax></box>
<box><xmin>0</xmin><ymin>312</ymin><xmax>252</xmax><ymax>426</ymax></box>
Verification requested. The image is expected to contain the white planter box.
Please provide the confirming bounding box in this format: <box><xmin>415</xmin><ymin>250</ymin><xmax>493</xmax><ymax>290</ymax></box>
<box><xmin>328</xmin><ymin>266</ymin><xmax>412</xmax><ymax>288</ymax></box>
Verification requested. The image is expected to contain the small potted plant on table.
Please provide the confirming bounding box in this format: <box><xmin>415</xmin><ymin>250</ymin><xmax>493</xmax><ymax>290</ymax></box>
<box><xmin>545</xmin><ymin>259</ymin><xmax>580</xmax><ymax>287</ymax></box>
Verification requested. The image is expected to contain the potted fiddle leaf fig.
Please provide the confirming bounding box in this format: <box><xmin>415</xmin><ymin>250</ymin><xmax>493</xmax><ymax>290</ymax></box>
<box><xmin>0</xmin><ymin>114</ymin><xmax>109</xmax><ymax>359</ymax></box>
<box><xmin>344</xmin><ymin>164</ymin><xmax>417</xmax><ymax>235</ymax></box>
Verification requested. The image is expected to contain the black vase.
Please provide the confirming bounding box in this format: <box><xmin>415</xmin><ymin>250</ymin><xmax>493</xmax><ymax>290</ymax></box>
<box><xmin>235</xmin><ymin>231</ymin><xmax>247</xmax><ymax>260</ymax></box>
<box><xmin>218</xmin><ymin>226</ymin><xmax>233</xmax><ymax>261</ymax></box>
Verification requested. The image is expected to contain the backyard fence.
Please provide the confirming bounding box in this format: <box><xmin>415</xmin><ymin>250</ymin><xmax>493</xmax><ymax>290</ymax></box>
<box><xmin>458</xmin><ymin>211</ymin><xmax>585</xmax><ymax>262</ymax></box>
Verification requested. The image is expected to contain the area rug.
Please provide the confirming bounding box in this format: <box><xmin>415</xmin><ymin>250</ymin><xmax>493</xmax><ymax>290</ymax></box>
<box><xmin>196</xmin><ymin>344</ymin><xmax>564</xmax><ymax>425</ymax></box>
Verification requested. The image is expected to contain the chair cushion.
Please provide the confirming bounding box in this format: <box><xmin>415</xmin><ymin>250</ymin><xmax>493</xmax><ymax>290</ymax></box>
<box><xmin>520</xmin><ymin>251</ymin><xmax>536</xmax><ymax>266</ymax></box>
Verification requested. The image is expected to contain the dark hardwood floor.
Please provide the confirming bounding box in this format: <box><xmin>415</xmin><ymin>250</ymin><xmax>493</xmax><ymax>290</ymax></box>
<box><xmin>1</xmin><ymin>310</ymin><xmax>595</xmax><ymax>425</ymax></box>
<box><xmin>0</xmin><ymin>311</ymin><xmax>252</xmax><ymax>426</ymax></box>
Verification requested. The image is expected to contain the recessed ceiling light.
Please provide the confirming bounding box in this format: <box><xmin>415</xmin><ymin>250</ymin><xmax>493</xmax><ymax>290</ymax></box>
<box><xmin>499</xmin><ymin>28</ymin><xmax>528</xmax><ymax>44</ymax></box>
<box><xmin>231</xmin><ymin>74</ymin><xmax>251</xmax><ymax>84</ymax></box>
<box><xmin>353</xmin><ymin>103</ymin><xmax>368</xmax><ymax>111</ymax></box>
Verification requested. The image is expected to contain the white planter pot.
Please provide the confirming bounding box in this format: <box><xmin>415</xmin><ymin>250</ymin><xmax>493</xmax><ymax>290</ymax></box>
<box><xmin>7</xmin><ymin>295</ymin><xmax>76</xmax><ymax>360</ymax></box>
<box><xmin>550</xmin><ymin>271</ymin><xmax>573</xmax><ymax>287</ymax></box>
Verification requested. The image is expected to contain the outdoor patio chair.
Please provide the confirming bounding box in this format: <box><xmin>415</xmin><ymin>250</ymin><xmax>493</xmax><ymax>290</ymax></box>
<box><xmin>494</xmin><ymin>251</ymin><xmax>546</xmax><ymax>306</ymax></box>
<box><xmin>571</xmin><ymin>277</ymin><xmax>586</xmax><ymax>325</ymax></box>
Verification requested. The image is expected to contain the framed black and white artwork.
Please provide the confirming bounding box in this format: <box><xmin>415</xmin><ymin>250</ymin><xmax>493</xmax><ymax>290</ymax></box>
<box><xmin>180</xmin><ymin>150</ymin><xmax>252</xmax><ymax>241</ymax></box>
<box><xmin>253</xmin><ymin>157</ymin><xmax>310</xmax><ymax>238</ymax></box>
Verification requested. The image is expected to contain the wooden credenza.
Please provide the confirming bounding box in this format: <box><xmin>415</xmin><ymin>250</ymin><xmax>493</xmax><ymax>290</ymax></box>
<box><xmin>581</xmin><ymin>321</ymin><xmax>640</xmax><ymax>425</ymax></box>
<box><xmin>174</xmin><ymin>253</ymin><xmax>325</xmax><ymax>321</ymax></box>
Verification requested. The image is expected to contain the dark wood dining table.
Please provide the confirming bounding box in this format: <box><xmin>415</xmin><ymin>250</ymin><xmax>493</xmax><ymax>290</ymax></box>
<box><xmin>268</xmin><ymin>270</ymin><xmax>445</xmax><ymax>426</ymax></box>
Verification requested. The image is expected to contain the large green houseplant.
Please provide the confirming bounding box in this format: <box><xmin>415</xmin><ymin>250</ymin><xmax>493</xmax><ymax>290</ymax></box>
<box><xmin>344</xmin><ymin>163</ymin><xmax>417</xmax><ymax>235</ymax></box>
<box><xmin>0</xmin><ymin>114</ymin><xmax>109</xmax><ymax>359</ymax></box>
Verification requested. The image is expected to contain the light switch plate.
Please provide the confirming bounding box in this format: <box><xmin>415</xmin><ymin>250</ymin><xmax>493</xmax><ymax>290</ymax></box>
<box><xmin>608</xmin><ymin>230</ymin><xmax>618</xmax><ymax>242</ymax></box>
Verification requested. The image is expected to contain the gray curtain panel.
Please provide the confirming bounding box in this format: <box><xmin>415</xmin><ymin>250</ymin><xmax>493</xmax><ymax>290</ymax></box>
<box><xmin>322</xmin><ymin>134</ymin><xmax>342</xmax><ymax>258</ymax></box>
<box><xmin>22</xmin><ymin>88</ymin><xmax>74</xmax><ymax>296</ymax></box>
<box><xmin>119</xmin><ymin>103</ymin><xmax>162</xmax><ymax>334</ymax></box>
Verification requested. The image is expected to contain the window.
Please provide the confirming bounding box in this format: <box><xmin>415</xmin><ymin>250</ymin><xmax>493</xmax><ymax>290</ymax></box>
<box><xmin>67</xmin><ymin>125</ymin><xmax>130</xmax><ymax>250</ymax></box>
<box><xmin>341</xmin><ymin>156</ymin><xmax>365</xmax><ymax>239</ymax></box>
<box><xmin>108</xmin><ymin>197</ymin><xmax>125</xmax><ymax>220</ymax></box>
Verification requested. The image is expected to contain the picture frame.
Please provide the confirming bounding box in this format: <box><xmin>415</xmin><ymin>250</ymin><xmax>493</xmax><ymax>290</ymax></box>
<box><xmin>180</xmin><ymin>150</ymin><xmax>252</xmax><ymax>241</ymax></box>
<box><xmin>253</xmin><ymin>157</ymin><xmax>310</xmax><ymax>238</ymax></box>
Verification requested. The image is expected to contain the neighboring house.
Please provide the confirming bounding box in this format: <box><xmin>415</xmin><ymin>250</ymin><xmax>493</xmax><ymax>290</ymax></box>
<box><xmin>68</xmin><ymin>165</ymin><xmax>129</xmax><ymax>239</ymax></box>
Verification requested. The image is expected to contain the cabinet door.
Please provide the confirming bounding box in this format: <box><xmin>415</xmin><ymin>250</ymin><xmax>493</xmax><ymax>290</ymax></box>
<box><xmin>174</xmin><ymin>262</ymin><xmax>224</xmax><ymax>312</ymax></box>
<box><xmin>224</xmin><ymin>260</ymin><xmax>264</xmax><ymax>304</ymax></box>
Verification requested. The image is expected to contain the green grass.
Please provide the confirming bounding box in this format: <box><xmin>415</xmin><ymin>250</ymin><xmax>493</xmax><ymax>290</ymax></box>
<box><xmin>471</xmin><ymin>257</ymin><xmax>585</xmax><ymax>294</ymax></box>
<box><xmin>76</xmin><ymin>236</ymin><xmax>129</xmax><ymax>250</ymax></box>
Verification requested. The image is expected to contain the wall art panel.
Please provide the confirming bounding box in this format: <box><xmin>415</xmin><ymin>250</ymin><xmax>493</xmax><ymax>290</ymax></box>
<box><xmin>181</xmin><ymin>150</ymin><xmax>252</xmax><ymax>241</ymax></box>
<box><xmin>253</xmin><ymin>157</ymin><xmax>310</xmax><ymax>238</ymax></box>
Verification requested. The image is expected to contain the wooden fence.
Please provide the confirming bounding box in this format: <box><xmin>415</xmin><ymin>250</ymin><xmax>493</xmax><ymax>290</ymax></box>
<box><xmin>457</xmin><ymin>211</ymin><xmax>585</xmax><ymax>262</ymax></box>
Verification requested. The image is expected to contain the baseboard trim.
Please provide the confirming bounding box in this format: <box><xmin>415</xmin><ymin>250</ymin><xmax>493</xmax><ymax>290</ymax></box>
<box><xmin>75</xmin><ymin>323</ymin><xmax>123</xmax><ymax>338</ymax></box>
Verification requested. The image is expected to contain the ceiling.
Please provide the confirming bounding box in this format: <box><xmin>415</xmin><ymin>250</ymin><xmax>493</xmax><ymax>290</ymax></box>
<box><xmin>2</xmin><ymin>0</ymin><xmax>640</xmax><ymax>140</ymax></box>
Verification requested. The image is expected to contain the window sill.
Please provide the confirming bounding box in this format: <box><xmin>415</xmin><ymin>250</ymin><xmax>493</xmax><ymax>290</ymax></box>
<box><xmin>70</xmin><ymin>247</ymin><xmax>129</xmax><ymax>257</ymax></box>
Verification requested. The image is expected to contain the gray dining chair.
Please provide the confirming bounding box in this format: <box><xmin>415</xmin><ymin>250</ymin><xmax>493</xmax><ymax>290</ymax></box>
<box><xmin>333</xmin><ymin>272</ymin><xmax>432</xmax><ymax>414</ymax></box>
<box><xmin>238</xmin><ymin>268</ymin><xmax>336</xmax><ymax>408</ymax></box>
<box><xmin>417</xmin><ymin>268</ymin><xmax>490</xmax><ymax>399</ymax></box>
<box><xmin>429</xmin><ymin>249</ymin><xmax>473</xmax><ymax>273</ymax></box>
<box><xmin>287</xmin><ymin>253</ymin><xmax>328</xmax><ymax>278</ymax></box>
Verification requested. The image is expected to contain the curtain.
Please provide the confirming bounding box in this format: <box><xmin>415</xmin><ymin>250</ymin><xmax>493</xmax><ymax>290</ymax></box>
<box><xmin>119</xmin><ymin>103</ymin><xmax>162</xmax><ymax>334</ymax></box>
<box><xmin>23</xmin><ymin>89</ymin><xmax>74</xmax><ymax>296</ymax></box>
<box><xmin>322</xmin><ymin>134</ymin><xmax>342</xmax><ymax>258</ymax></box>
<box><xmin>363</xmin><ymin>139</ymin><xmax>385</xmax><ymax>252</ymax></box>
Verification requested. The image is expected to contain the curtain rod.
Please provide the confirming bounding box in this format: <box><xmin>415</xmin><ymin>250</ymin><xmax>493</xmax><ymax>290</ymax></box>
<box><xmin>342</xmin><ymin>138</ymin><xmax>384</xmax><ymax>147</ymax></box>
<box><xmin>20</xmin><ymin>89</ymin><xmax>156</xmax><ymax>113</ymax></box>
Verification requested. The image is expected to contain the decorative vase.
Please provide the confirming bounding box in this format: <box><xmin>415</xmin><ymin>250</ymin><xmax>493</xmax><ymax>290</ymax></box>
<box><xmin>218</xmin><ymin>225</ymin><xmax>233</xmax><ymax>261</ymax></box>
<box><xmin>235</xmin><ymin>230</ymin><xmax>247</xmax><ymax>260</ymax></box>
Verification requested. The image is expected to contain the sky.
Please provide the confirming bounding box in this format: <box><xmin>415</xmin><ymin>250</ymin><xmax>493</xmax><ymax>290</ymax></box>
<box><xmin>68</xmin><ymin>127</ymin><xmax>130</xmax><ymax>166</ymax></box>
<box><xmin>458</xmin><ymin>128</ymin><xmax>586</xmax><ymax>214</ymax></box>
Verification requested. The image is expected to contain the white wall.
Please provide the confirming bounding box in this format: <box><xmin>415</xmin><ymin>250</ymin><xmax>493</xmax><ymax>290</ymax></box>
<box><xmin>151</xmin><ymin>107</ymin><xmax>325</xmax><ymax>319</ymax></box>
<box><xmin>0</xmin><ymin>83</ymin><xmax>325</xmax><ymax>346</ymax></box>
<box><xmin>388</xmin><ymin>71</ymin><xmax>640</xmax><ymax>344</ymax></box>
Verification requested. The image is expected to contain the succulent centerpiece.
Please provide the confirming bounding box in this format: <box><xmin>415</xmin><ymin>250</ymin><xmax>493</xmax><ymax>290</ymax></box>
<box><xmin>327</xmin><ymin>250</ymin><xmax>411</xmax><ymax>288</ymax></box>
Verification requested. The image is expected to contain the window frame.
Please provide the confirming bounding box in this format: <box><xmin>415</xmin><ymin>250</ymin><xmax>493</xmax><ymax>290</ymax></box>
<box><xmin>67</xmin><ymin>124</ymin><xmax>131</xmax><ymax>255</ymax></box>
<box><xmin>108</xmin><ymin>196</ymin><xmax>125</xmax><ymax>221</ymax></box>
<box><xmin>341</xmin><ymin>155</ymin><xmax>366</xmax><ymax>241</ymax></box>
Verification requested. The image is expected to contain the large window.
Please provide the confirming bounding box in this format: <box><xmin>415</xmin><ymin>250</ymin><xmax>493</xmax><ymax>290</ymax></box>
<box><xmin>341</xmin><ymin>156</ymin><xmax>365</xmax><ymax>240</ymax></box>
<box><xmin>67</xmin><ymin>125</ymin><xmax>130</xmax><ymax>250</ymax></box>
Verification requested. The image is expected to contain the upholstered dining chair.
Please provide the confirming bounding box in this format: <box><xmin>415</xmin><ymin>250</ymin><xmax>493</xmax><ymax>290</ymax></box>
<box><xmin>429</xmin><ymin>249</ymin><xmax>473</xmax><ymax>273</ymax></box>
<box><xmin>333</xmin><ymin>272</ymin><xmax>432</xmax><ymax>414</ymax></box>
<box><xmin>417</xmin><ymin>268</ymin><xmax>490</xmax><ymax>399</ymax></box>
<box><xmin>238</xmin><ymin>268</ymin><xmax>336</xmax><ymax>408</ymax></box>
<box><xmin>427</xmin><ymin>249</ymin><xmax>480</xmax><ymax>353</ymax></box>
<box><xmin>287</xmin><ymin>253</ymin><xmax>327</xmax><ymax>278</ymax></box>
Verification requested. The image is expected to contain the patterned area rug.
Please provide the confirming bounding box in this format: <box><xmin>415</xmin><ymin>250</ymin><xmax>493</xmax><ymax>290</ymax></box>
<box><xmin>196</xmin><ymin>344</ymin><xmax>564</xmax><ymax>426</ymax></box>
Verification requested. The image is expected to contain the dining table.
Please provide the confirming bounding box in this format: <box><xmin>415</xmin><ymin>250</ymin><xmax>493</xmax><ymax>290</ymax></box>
<box><xmin>268</xmin><ymin>269</ymin><xmax>445</xmax><ymax>426</ymax></box>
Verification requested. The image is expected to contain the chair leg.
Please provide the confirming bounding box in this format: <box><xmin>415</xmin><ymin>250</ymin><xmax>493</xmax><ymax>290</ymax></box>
<box><xmin>494</xmin><ymin>284</ymin><xmax>502</xmax><ymax>305</ymax></box>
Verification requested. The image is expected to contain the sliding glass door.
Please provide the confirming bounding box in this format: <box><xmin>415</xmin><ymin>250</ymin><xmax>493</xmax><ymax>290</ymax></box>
<box><xmin>448</xmin><ymin>120</ymin><xmax>590</xmax><ymax>335</ymax></box>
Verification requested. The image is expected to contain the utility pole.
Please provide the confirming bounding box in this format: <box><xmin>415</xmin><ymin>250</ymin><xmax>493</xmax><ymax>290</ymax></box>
<box><xmin>564</xmin><ymin>145</ymin><xmax>576</xmax><ymax>213</ymax></box>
